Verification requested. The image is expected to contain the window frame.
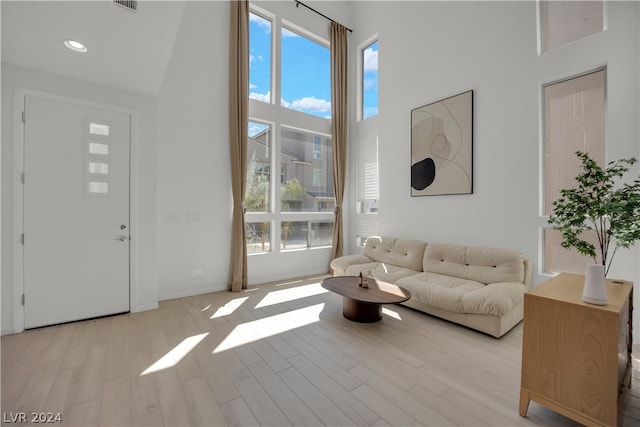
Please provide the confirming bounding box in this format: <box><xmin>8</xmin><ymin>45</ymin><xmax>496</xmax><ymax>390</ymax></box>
<box><xmin>538</xmin><ymin>0</ymin><xmax>606</xmax><ymax>55</ymax></box>
<box><xmin>539</xmin><ymin>67</ymin><xmax>607</xmax><ymax>275</ymax></box>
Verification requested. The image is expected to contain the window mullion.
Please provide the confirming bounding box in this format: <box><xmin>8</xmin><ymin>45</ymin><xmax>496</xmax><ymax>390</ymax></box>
<box><xmin>272</xmin><ymin>122</ymin><xmax>283</xmax><ymax>252</ymax></box>
<box><xmin>273</xmin><ymin>16</ymin><xmax>282</xmax><ymax>109</ymax></box>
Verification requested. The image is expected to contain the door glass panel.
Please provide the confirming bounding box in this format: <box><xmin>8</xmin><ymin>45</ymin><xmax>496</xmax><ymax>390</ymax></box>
<box><xmin>88</xmin><ymin>162</ymin><xmax>109</xmax><ymax>175</ymax></box>
<box><xmin>88</xmin><ymin>181</ymin><xmax>109</xmax><ymax>194</ymax></box>
<box><xmin>89</xmin><ymin>142</ymin><xmax>109</xmax><ymax>155</ymax></box>
<box><xmin>89</xmin><ymin>122</ymin><xmax>110</xmax><ymax>136</ymax></box>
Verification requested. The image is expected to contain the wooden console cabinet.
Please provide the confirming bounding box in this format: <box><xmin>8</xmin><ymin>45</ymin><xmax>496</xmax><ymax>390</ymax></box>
<box><xmin>519</xmin><ymin>272</ymin><xmax>633</xmax><ymax>427</ymax></box>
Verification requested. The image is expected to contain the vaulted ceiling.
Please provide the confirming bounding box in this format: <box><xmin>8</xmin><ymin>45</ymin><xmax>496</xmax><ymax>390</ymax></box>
<box><xmin>1</xmin><ymin>0</ymin><xmax>186</xmax><ymax>96</ymax></box>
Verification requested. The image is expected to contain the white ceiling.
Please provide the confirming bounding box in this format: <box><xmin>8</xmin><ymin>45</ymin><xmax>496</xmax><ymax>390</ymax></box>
<box><xmin>1</xmin><ymin>0</ymin><xmax>186</xmax><ymax>96</ymax></box>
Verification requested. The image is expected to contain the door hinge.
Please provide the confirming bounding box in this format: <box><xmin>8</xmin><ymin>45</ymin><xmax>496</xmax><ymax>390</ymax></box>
<box><xmin>21</xmin><ymin>294</ymin><xmax>25</xmax><ymax>306</ymax></box>
<box><xmin>21</xmin><ymin>234</ymin><xmax>24</xmax><ymax>245</ymax></box>
<box><xmin>21</xmin><ymin>111</ymin><xmax>25</xmax><ymax>124</ymax></box>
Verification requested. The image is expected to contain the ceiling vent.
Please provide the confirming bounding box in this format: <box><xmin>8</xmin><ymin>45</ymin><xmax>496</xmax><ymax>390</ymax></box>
<box><xmin>113</xmin><ymin>0</ymin><xmax>137</xmax><ymax>13</ymax></box>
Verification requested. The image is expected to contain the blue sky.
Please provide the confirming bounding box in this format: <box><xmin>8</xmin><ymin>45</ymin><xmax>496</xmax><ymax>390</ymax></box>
<box><xmin>249</xmin><ymin>12</ymin><xmax>378</xmax><ymax>133</ymax></box>
<box><xmin>363</xmin><ymin>41</ymin><xmax>379</xmax><ymax>119</ymax></box>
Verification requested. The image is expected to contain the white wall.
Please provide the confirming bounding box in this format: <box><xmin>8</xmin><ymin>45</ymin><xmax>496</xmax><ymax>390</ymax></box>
<box><xmin>1</xmin><ymin>63</ymin><xmax>159</xmax><ymax>334</ymax></box>
<box><xmin>348</xmin><ymin>1</ymin><xmax>639</xmax><ymax>340</ymax></box>
<box><xmin>156</xmin><ymin>0</ymin><xmax>233</xmax><ymax>300</ymax></box>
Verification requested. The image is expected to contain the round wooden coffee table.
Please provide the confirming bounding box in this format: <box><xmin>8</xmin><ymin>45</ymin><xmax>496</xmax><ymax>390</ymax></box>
<box><xmin>321</xmin><ymin>276</ymin><xmax>412</xmax><ymax>322</ymax></box>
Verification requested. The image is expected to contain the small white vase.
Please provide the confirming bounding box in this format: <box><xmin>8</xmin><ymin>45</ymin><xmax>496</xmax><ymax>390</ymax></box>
<box><xmin>583</xmin><ymin>264</ymin><xmax>608</xmax><ymax>305</ymax></box>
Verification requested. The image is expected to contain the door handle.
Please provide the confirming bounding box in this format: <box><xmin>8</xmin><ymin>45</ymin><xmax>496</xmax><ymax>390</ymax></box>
<box><xmin>116</xmin><ymin>235</ymin><xmax>128</xmax><ymax>242</ymax></box>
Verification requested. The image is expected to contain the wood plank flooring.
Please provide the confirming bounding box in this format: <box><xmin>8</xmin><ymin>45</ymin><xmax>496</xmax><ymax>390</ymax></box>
<box><xmin>2</xmin><ymin>274</ymin><xmax>639</xmax><ymax>426</ymax></box>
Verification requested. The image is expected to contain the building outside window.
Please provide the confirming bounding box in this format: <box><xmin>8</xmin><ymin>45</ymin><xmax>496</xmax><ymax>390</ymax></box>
<box><xmin>313</xmin><ymin>135</ymin><xmax>322</xmax><ymax>159</ymax></box>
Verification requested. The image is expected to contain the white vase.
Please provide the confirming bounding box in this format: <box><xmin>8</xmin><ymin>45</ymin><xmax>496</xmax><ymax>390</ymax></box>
<box><xmin>583</xmin><ymin>264</ymin><xmax>608</xmax><ymax>305</ymax></box>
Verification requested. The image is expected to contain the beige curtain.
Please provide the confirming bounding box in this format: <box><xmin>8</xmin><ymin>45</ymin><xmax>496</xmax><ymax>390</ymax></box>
<box><xmin>228</xmin><ymin>0</ymin><xmax>249</xmax><ymax>291</ymax></box>
<box><xmin>330</xmin><ymin>22</ymin><xmax>348</xmax><ymax>261</ymax></box>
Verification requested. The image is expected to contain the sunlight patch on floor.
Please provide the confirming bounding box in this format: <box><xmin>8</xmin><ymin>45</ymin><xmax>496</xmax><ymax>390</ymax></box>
<box><xmin>210</xmin><ymin>297</ymin><xmax>249</xmax><ymax>319</ymax></box>
<box><xmin>382</xmin><ymin>307</ymin><xmax>402</xmax><ymax>320</ymax></box>
<box><xmin>141</xmin><ymin>332</ymin><xmax>209</xmax><ymax>376</ymax></box>
<box><xmin>213</xmin><ymin>303</ymin><xmax>325</xmax><ymax>353</ymax></box>
<box><xmin>255</xmin><ymin>282</ymin><xmax>327</xmax><ymax>308</ymax></box>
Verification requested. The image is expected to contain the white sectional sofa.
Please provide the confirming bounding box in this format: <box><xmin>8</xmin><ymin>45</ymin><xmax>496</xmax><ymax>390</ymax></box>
<box><xmin>329</xmin><ymin>236</ymin><xmax>532</xmax><ymax>338</ymax></box>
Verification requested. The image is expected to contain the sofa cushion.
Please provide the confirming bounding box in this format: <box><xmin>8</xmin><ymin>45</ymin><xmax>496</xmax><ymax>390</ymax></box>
<box><xmin>397</xmin><ymin>272</ymin><xmax>485</xmax><ymax>313</ymax></box>
<box><xmin>461</xmin><ymin>282</ymin><xmax>526</xmax><ymax>316</ymax></box>
<box><xmin>423</xmin><ymin>243</ymin><xmax>525</xmax><ymax>285</ymax></box>
<box><xmin>397</xmin><ymin>273</ymin><xmax>525</xmax><ymax>316</ymax></box>
<box><xmin>364</xmin><ymin>237</ymin><xmax>427</xmax><ymax>272</ymax></box>
<box><xmin>344</xmin><ymin>262</ymin><xmax>419</xmax><ymax>283</ymax></box>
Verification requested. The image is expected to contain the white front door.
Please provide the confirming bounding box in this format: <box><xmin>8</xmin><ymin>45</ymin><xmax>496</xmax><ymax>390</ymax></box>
<box><xmin>23</xmin><ymin>95</ymin><xmax>131</xmax><ymax>329</ymax></box>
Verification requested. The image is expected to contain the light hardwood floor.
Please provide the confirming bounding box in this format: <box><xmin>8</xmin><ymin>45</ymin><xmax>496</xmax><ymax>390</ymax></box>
<box><xmin>2</xmin><ymin>274</ymin><xmax>639</xmax><ymax>426</ymax></box>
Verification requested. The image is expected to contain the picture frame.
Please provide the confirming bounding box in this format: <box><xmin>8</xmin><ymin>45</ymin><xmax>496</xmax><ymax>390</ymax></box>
<box><xmin>411</xmin><ymin>90</ymin><xmax>473</xmax><ymax>196</ymax></box>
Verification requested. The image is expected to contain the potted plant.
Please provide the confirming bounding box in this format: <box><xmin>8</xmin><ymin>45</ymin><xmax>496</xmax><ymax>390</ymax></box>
<box><xmin>549</xmin><ymin>151</ymin><xmax>640</xmax><ymax>304</ymax></box>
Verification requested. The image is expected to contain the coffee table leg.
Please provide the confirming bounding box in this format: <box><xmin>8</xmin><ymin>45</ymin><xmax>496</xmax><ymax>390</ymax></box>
<box><xmin>343</xmin><ymin>297</ymin><xmax>382</xmax><ymax>322</ymax></box>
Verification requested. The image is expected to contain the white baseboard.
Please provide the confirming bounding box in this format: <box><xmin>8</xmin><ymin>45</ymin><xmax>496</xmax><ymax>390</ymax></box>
<box><xmin>158</xmin><ymin>283</ymin><xmax>227</xmax><ymax>302</ymax></box>
<box><xmin>130</xmin><ymin>302</ymin><xmax>159</xmax><ymax>313</ymax></box>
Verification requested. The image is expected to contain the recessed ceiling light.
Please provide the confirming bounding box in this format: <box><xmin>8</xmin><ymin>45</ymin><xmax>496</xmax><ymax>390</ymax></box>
<box><xmin>64</xmin><ymin>40</ymin><xmax>88</xmax><ymax>53</ymax></box>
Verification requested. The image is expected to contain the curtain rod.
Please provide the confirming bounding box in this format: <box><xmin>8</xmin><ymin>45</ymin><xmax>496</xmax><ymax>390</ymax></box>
<box><xmin>295</xmin><ymin>1</ymin><xmax>353</xmax><ymax>33</ymax></box>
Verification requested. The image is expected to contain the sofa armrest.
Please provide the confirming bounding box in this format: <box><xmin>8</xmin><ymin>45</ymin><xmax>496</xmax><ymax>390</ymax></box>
<box><xmin>330</xmin><ymin>254</ymin><xmax>372</xmax><ymax>276</ymax></box>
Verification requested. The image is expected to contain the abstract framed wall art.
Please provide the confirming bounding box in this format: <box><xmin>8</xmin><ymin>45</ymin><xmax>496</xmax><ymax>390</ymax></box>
<box><xmin>411</xmin><ymin>90</ymin><xmax>473</xmax><ymax>196</ymax></box>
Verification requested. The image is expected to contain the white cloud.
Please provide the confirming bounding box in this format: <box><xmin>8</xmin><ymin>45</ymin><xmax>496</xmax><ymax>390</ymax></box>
<box><xmin>250</xmin><ymin>91</ymin><xmax>271</xmax><ymax>102</ymax></box>
<box><xmin>282</xmin><ymin>28</ymin><xmax>299</xmax><ymax>38</ymax></box>
<box><xmin>250</xmin><ymin>13</ymin><xmax>271</xmax><ymax>33</ymax></box>
<box><xmin>363</xmin><ymin>78</ymin><xmax>377</xmax><ymax>90</ymax></box>
<box><xmin>250</xmin><ymin>83</ymin><xmax>258</xmax><ymax>89</ymax></box>
<box><xmin>249</xmin><ymin>54</ymin><xmax>264</xmax><ymax>67</ymax></box>
<box><xmin>363</xmin><ymin>47</ymin><xmax>378</xmax><ymax>73</ymax></box>
<box><xmin>289</xmin><ymin>96</ymin><xmax>331</xmax><ymax>113</ymax></box>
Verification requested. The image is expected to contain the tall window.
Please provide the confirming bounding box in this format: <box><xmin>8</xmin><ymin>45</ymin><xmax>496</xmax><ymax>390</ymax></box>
<box><xmin>246</xmin><ymin>5</ymin><xmax>334</xmax><ymax>254</ymax></box>
<box><xmin>539</xmin><ymin>0</ymin><xmax>605</xmax><ymax>53</ymax></box>
<box><xmin>362</xmin><ymin>39</ymin><xmax>378</xmax><ymax>119</ymax></box>
<box><xmin>542</xmin><ymin>68</ymin><xmax>606</xmax><ymax>274</ymax></box>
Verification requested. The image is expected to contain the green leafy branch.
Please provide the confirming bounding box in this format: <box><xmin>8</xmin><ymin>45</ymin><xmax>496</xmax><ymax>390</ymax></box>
<box><xmin>548</xmin><ymin>151</ymin><xmax>640</xmax><ymax>276</ymax></box>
